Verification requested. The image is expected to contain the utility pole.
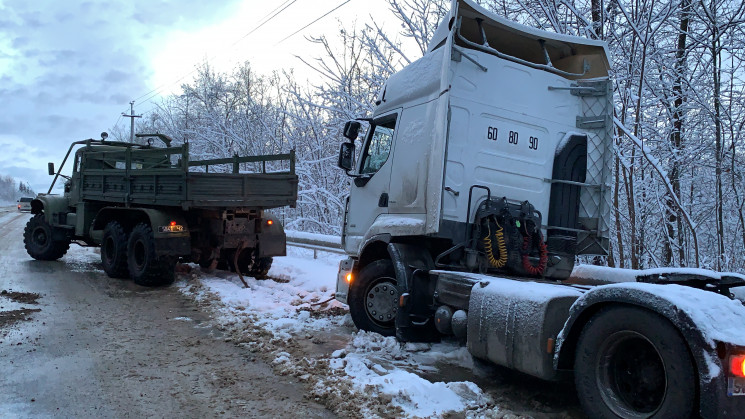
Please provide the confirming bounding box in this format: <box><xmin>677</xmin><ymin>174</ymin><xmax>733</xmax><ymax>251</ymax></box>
<box><xmin>122</xmin><ymin>101</ymin><xmax>142</xmax><ymax>143</ymax></box>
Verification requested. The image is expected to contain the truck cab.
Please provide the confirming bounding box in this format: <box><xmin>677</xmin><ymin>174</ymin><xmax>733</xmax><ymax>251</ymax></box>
<box><xmin>337</xmin><ymin>0</ymin><xmax>612</xmax><ymax>305</ymax></box>
<box><xmin>334</xmin><ymin>1</ymin><xmax>745</xmax><ymax>417</ymax></box>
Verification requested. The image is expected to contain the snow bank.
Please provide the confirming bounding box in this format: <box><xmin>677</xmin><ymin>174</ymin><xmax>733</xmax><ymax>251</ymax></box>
<box><xmin>183</xmin><ymin>251</ymin><xmax>346</xmax><ymax>337</ymax></box>
<box><xmin>178</xmin><ymin>247</ymin><xmax>496</xmax><ymax>418</ymax></box>
<box><xmin>324</xmin><ymin>331</ymin><xmax>489</xmax><ymax>418</ymax></box>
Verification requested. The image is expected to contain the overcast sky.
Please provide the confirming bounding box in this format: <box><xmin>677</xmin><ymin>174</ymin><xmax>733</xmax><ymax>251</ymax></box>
<box><xmin>0</xmin><ymin>0</ymin><xmax>395</xmax><ymax>193</ymax></box>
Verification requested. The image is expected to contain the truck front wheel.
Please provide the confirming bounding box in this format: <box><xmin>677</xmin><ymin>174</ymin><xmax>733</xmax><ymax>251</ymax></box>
<box><xmin>574</xmin><ymin>306</ymin><xmax>695</xmax><ymax>419</ymax></box>
<box><xmin>101</xmin><ymin>221</ymin><xmax>129</xmax><ymax>278</ymax></box>
<box><xmin>127</xmin><ymin>223</ymin><xmax>176</xmax><ymax>287</ymax></box>
<box><xmin>24</xmin><ymin>214</ymin><xmax>70</xmax><ymax>261</ymax></box>
<box><xmin>348</xmin><ymin>259</ymin><xmax>399</xmax><ymax>336</ymax></box>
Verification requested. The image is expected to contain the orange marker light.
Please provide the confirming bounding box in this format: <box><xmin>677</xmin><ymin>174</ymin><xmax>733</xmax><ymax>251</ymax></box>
<box><xmin>345</xmin><ymin>273</ymin><xmax>352</xmax><ymax>283</ymax></box>
<box><xmin>170</xmin><ymin>221</ymin><xmax>177</xmax><ymax>226</ymax></box>
<box><xmin>730</xmin><ymin>355</ymin><xmax>745</xmax><ymax>377</ymax></box>
<box><xmin>267</xmin><ymin>220</ymin><xmax>274</xmax><ymax>226</ymax></box>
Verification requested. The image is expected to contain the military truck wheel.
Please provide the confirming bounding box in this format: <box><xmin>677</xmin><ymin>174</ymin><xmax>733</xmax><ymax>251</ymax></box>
<box><xmin>248</xmin><ymin>257</ymin><xmax>273</xmax><ymax>279</ymax></box>
<box><xmin>127</xmin><ymin>223</ymin><xmax>176</xmax><ymax>287</ymax></box>
<box><xmin>233</xmin><ymin>249</ymin><xmax>272</xmax><ymax>279</ymax></box>
<box><xmin>101</xmin><ymin>221</ymin><xmax>129</xmax><ymax>278</ymax></box>
<box><xmin>24</xmin><ymin>214</ymin><xmax>70</xmax><ymax>261</ymax></box>
<box><xmin>198</xmin><ymin>258</ymin><xmax>214</xmax><ymax>269</ymax></box>
<box><xmin>198</xmin><ymin>252</ymin><xmax>218</xmax><ymax>269</ymax></box>
<box><xmin>348</xmin><ymin>259</ymin><xmax>398</xmax><ymax>337</ymax></box>
<box><xmin>574</xmin><ymin>306</ymin><xmax>695</xmax><ymax>419</ymax></box>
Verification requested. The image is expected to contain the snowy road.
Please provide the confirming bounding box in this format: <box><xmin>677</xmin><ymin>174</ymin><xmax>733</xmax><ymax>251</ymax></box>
<box><xmin>0</xmin><ymin>209</ymin><xmax>332</xmax><ymax>418</ymax></box>
<box><xmin>0</xmin><ymin>208</ymin><xmax>585</xmax><ymax>418</ymax></box>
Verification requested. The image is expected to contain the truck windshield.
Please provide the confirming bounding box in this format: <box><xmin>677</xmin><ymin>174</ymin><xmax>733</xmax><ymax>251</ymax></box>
<box><xmin>360</xmin><ymin>117</ymin><xmax>396</xmax><ymax>175</ymax></box>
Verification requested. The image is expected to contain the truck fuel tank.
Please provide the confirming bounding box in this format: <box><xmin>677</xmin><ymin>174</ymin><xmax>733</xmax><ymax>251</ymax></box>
<box><xmin>465</xmin><ymin>274</ymin><xmax>582</xmax><ymax>380</ymax></box>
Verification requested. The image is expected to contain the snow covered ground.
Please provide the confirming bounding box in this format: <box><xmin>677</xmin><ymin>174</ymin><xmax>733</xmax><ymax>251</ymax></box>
<box><xmin>175</xmin><ymin>248</ymin><xmax>491</xmax><ymax>417</ymax></box>
<box><xmin>58</xmin><ymin>242</ymin><xmax>581</xmax><ymax>418</ymax></box>
<box><xmin>175</xmin><ymin>247</ymin><xmax>580</xmax><ymax>418</ymax></box>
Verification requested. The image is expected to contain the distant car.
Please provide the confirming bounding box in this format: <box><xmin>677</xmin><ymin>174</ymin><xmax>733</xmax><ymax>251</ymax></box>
<box><xmin>17</xmin><ymin>197</ymin><xmax>32</xmax><ymax>212</ymax></box>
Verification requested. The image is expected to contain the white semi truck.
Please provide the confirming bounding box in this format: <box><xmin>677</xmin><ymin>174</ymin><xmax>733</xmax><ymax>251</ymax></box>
<box><xmin>333</xmin><ymin>0</ymin><xmax>745</xmax><ymax>417</ymax></box>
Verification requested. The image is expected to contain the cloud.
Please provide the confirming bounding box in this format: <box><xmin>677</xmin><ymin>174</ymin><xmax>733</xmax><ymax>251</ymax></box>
<box><xmin>0</xmin><ymin>0</ymin><xmax>243</xmax><ymax>191</ymax></box>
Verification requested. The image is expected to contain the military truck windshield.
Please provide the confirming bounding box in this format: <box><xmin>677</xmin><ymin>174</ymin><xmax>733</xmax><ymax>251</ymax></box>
<box><xmin>360</xmin><ymin>117</ymin><xmax>396</xmax><ymax>175</ymax></box>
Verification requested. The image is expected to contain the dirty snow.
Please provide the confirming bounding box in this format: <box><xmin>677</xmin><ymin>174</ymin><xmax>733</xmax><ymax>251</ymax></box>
<box><xmin>182</xmin><ymin>253</ymin><xmax>346</xmax><ymax>338</ymax></box>
<box><xmin>322</xmin><ymin>331</ymin><xmax>490</xmax><ymax>417</ymax></box>
<box><xmin>176</xmin><ymin>247</ymin><xmax>505</xmax><ymax>418</ymax></box>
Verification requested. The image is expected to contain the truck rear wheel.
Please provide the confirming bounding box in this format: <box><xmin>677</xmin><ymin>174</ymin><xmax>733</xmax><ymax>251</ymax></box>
<box><xmin>248</xmin><ymin>257</ymin><xmax>272</xmax><ymax>278</ymax></box>
<box><xmin>226</xmin><ymin>250</ymin><xmax>273</xmax><ymax>279</ymax></box>
<box><xmin>24</xmin><ymin>214</ymin><xmax>70</xmax><ymax>261</ymax></box>
<box><xmin>101</xmin><ymin>221</ymin><xmax>129</xmax><ymax>278</ymax></box>
<box><xmin>127</xmin><ymin>223</ymin><xmax>176</xmax><ymax>287</ymax></box>
<box><xmin>574</xmin><ymin>306</ymin><xmax>695</xmax><ymax>419</ymax></box>
<box><xmin>348</xmin><ymin>259</ymin><xmax>398</xmax><ymax>337</ymax></box>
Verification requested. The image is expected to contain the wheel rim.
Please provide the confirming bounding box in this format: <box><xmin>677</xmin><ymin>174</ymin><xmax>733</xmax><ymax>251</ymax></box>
<box><xmin>596</xmin><ymin>330</ymin><xmax>667</xmax><ymax>418</ymax></box>
<box><xmin>103</xmin><ymin>236</ymin><xmax>115</xmax><ymax>263</ymax></box>
<box><xmin>364</xmin><ymin>277</ymin><xmax>399</xmax><ymax>328</ymax></box>
<box><xmin>33</xmin><ymin>226</ymin><xmax>49</xmax><ymax>247</ymax></box>
<box><xmin>133</xmin><ymin>239</ymin><xmax>146</xmax><ymax>269</ymax></box>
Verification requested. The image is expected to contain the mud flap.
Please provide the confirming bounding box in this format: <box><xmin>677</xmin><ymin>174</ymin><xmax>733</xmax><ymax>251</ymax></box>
<box><xmin>387</xmin><ymin>243</ymin><xmax>439</xmax><ymax>342</ymax></box>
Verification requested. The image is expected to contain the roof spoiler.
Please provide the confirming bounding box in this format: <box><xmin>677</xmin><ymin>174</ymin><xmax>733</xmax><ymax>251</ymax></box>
<box><xmin>428</xmin><ymin>0</ymin><xmax>610</xmax><ymax>80</ymax></box>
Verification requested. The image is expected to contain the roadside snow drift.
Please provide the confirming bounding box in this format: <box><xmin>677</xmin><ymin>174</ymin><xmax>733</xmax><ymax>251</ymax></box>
<box><xmin>178</xmin><ymin>249</ymin><xmax>495</xmax><ymax>418</ymax></box>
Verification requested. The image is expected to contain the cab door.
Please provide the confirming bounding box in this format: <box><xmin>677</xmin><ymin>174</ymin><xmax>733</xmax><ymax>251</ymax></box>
<box><xmin>344</xmin><ymin>111</ymin><xmax>399</xmax><ymax>254</ymax></box>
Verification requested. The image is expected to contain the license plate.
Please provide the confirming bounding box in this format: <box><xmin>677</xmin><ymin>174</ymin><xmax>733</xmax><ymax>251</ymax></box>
<box><xmin>728</xmin><ymin>377</ymin><xmax>745</xmax><ymax>396</ymax></box>
<box><xmin>158</xmin><ymin>225</ymin><xmax>184</xmax><ymax>233</ymax></box>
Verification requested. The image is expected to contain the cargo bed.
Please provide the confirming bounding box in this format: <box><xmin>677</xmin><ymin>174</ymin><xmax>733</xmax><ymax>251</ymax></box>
<box><xmin>75</xmin><ymin>141</ymin><xmax>297</xmax><ymax>210</ymax></box>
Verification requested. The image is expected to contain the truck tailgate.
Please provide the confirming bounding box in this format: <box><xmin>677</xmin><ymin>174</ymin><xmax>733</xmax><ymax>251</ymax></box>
<box><xmin>186</xmin><ymin>172</ymin><xmax>297</xmax><ymax>208</ymax></box>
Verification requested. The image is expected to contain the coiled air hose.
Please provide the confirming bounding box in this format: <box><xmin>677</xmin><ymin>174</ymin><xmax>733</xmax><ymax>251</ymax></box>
<box><xmin>483</xmin><ymin>217</ymin><xmax>507</xmax><ymax>268</ymax></box>
<box><xmin>522</xmin><ymin>231</ymin><xmax>548</xmax><ymax>275</ymax></box>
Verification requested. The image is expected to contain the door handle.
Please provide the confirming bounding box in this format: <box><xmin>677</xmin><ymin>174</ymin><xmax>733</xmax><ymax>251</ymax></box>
<box><xmin>378</xmin><ymin>193</ymin><xmax>389</xmax><ymax>207</ymax></box>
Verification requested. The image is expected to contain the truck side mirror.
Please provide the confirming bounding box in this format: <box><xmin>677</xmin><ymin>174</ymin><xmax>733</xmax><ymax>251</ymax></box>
<box><xmin>338</xmin><ymin>142</ymin><xmax>355</xmax><ymax>171</ymax></box>
<box><xmin>343</xmin><ymin>121</ymin><xmax>361</xmax><ymax>140</ymax></box>
<box><xmin>48</xmin><ymin>162</ymin><xmax>55</xmax><ymax>176</ymax></box>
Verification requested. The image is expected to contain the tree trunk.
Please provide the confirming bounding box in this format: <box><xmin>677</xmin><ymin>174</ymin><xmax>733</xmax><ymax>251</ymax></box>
<box><xmin>663</xmin><ymin>0</ymin><xmax>690</xmax><ymax>267</ymax></box>
<box><xmin>710</xmin><ymin>4</ymin><xmax>725</xmax><ymax>270</ymax></box>
<box><xmin>591</xmin><ymin>0</ymin><xmax>604</xmax><ymax>39</ymax></box>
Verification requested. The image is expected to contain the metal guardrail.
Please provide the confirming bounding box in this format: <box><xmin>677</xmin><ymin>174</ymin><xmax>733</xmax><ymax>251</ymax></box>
<box><xmin>285</xmin><ymin>230</ymin><xmax>345</xmax><ymax>258</ymax></box>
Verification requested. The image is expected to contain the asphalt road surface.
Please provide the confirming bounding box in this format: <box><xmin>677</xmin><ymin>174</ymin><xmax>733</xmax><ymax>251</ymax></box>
<box><xmin>0</xmin><ymin>209</ymin><xmax>334</xmax><ymax>418</ymax></box>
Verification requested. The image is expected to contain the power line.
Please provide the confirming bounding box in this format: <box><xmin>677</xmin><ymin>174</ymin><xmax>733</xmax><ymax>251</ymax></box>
<box><xmin>235</xmin><ymin>0</ymin><xmax>297</xmax><ymax>44</ymax></box>
<box><xmin>110</xmin><ymin>113</ymin><xmax>123</xmax><ymax>132</ymax></box>
<box><xmin>132</xmin><ymin>0</ymin><xmax>300</xmax><ymax>107</ymax></box>
<box><xmin>276</xmin><ymin>0</ymin><xmax>352</xmax><ymax>45</ymax></box>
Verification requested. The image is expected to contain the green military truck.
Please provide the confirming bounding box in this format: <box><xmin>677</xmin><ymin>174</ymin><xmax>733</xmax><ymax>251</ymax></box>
<box><xmin>24</xmin><ymin>133</ymin><xmax>298</xmax><ymax>286</ymax></box>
